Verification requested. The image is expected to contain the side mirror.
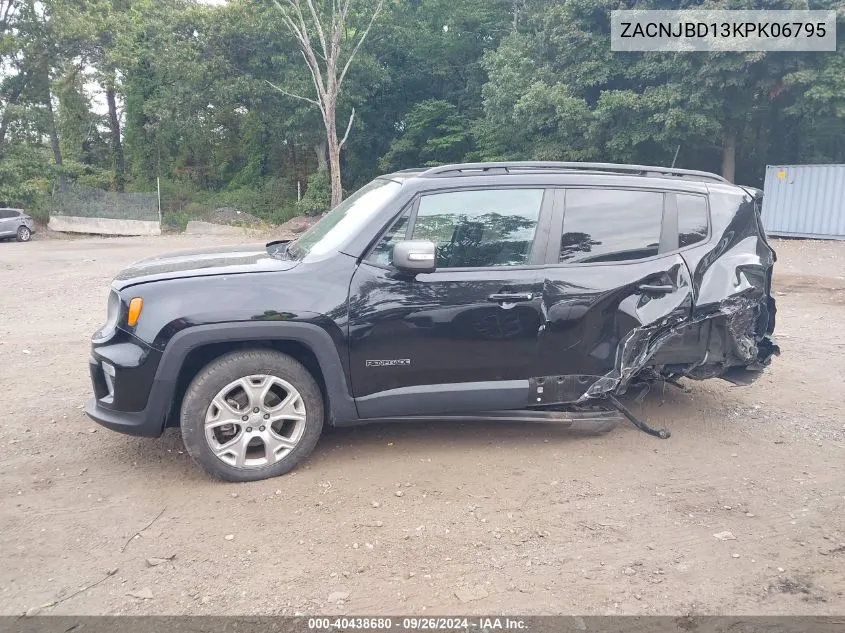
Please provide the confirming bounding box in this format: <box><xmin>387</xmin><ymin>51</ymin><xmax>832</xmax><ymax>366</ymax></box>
<box><xmin>393</xmin><ymin>240</ymin><xmax>437</xmax><ymax>274</ymax></box>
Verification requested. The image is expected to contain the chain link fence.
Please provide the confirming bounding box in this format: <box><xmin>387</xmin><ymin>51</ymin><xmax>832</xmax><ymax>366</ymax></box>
<box><xmin>52</xmin><ymin>185</ymin><xmax>160</xmax><ymax>222</ymax></box>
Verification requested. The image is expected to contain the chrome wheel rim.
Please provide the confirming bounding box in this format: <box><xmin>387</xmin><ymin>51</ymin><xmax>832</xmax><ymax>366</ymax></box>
<box><xmin>19</xmin><ymin>227</ymin><xmax>30</xmax><ymax>241</ymax></box>
<box><xmin>204</xmin><ymin>374</ymin><xmax>306</xmax><ymax>469</ymax></box>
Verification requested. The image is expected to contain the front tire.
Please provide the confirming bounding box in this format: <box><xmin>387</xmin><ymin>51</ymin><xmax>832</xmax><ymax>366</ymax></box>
<box><xmin>16</xmin><ymin>226</ymin><xmax>31</xmax><ymax>242</ymax></box>
<box><xmin>180</xmin><ymin>349</ymin><xmax>324</xmax><ymax>482</ymax></box>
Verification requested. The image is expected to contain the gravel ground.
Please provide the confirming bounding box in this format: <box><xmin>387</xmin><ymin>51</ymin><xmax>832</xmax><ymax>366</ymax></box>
<box><xmin>0</xmin><ymin>234</ymin><xmax>843</xmax><ymax>616</ymax></box>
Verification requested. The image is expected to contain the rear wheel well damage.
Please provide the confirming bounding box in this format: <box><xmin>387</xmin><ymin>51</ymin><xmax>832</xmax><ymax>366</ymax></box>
<box><xmin>166</xmin><ymin>340</ymin><xmax>329</xmax><ymax>429</ymax></box>
<box><xmin>580</xmin><ymin>291</ymin><xmax>779</xmax><ymax>403</ymax></box>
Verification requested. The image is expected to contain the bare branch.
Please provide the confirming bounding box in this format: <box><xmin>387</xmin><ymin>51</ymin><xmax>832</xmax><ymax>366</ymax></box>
<box><xmin>299</xmin><ymin>44</ymin><xmax>327</xmax><ymax>100</ymax></box>
<box><xmin>330</xmin><ymin>0</ymin><xmax>351</xmax><ymax>73</ymax></box>
<box><xmin>332</xmin><ymin>0</ymin><xmax>352</xmax><ymax>63</ymax></box>
<box><xmin>265</xmin><ymin>79</ymin><xmax>321</xmax><ymax>109</ymax></box>
<box><xmin>121</xmin><ymin>506</ymin><xmax>167</xmax><ymax>553</ymax></box>
<box><xmin>26</xmin><ymin>568</ymin><xmax>119</xmax><ymax>614</ymax></box>
<box><xmin>276</xmin><ymin>3</ymin><xmax>309</xmax><ymax>50</ymax></box>
<box><xmin>338</xmin><ymin>0</ymin><xmax>383</xmax><ymax>89</ymax></box>
<box><xmin>289</xmin><ymin>0</ymin><xmax>317</xmax><ymax>58</ymax></box>
<box><xmin>275</xmin><ymin>2</ymin><xmax>308</xmax><ymax>53</ymax></box>
<box><xmin>281</xmin><ymin>1</ymin><xmax>325</xmax><ymax>63</ymax></box>
<box><xmin>339</xmin><ymin>107</ymin><xmax>355</xmax><ymax>148</ymax></box>
<box><xmin>275</xmin><ymin>0</ymin><xmax>327</xmax><ymax>99</ymax></box>
<box><xmin>304</xmin><ymin>0</ymin><xmax>329</xmax><ymax>65</ymax></box>
<box><xmin>300</xmin><ymin>51</ymin><xmax>327</xmax><ymax>118</ymax></box>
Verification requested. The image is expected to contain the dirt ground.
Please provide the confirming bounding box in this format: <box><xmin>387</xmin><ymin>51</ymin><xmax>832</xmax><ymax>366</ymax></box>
<box><xmin>0</xmin><ymin>233</ymin><xmax>843</xmax><ymax>616</ymax></box>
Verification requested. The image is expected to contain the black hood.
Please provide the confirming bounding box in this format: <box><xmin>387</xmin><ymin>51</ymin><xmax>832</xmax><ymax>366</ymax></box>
<box><xmin>112</xmin><ymin>243</ymin><xmax>298</xmax><ymax>291</ymax></box>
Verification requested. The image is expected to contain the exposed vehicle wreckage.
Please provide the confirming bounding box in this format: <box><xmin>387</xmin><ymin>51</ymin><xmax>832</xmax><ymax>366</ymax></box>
<box><xmin>534</xmin><ymin>186</ymin><xmax>779</xmax><ymax>438</ymax></box>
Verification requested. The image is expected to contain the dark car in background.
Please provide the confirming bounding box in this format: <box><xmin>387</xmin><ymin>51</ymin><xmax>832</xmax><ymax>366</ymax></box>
<box><xmin>85</xmin><ymin>162</ymin><xmax>778</xmax><ymax>482</ymax></box>
<box><xmin>0</xmin><ymin>208</ymin><xmax>35</xmax><ymax>242</ymax></box>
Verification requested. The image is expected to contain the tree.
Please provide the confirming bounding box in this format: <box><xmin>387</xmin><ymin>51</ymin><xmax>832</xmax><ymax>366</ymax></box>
<box><xmin>1</xmin><ymin>0</ymin><xmax>842</xmax><ymax>219</ymax></box>
<box><xmin>379</xmin><ymin>99</ymin><xmax>472</xmax><ymax>171</ymax></box>
<box><xmin>270</xmin><ymin>0</ymin><xmax>384</xmax><ymax>207</ymax></box>
<box><xmin>344</xmin><ymin>0</ymin><xmax>511</xmax><ymax>184</ymax></box>
<box><xmin>475</xmin><ymin>0</ymin><xmax>843</xmax><ymax>184</ymax></box>
<box><xmin>86</xmin><ymin>0</ymin><xmax>131</xmax><ymax>191</ymax></box>
<box><xmin>23</xmin><ymin>0</ymin><xmax>64</xmax><ymax>185</ymax></box>
<box><xmin>0</xmin><ymin>0</ymin><xmax>28</xmax><ymax>157</ymax></box>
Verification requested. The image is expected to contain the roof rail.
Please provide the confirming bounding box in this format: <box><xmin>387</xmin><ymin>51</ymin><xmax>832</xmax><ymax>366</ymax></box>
<box><xmin>419</xmin><ymin>161</ymin><xmax>729</xmax><ymax>183</ymax></box>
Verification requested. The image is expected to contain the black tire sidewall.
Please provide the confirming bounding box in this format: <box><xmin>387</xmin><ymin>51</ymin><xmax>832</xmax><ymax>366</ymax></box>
<box><xmin>180</xmin><ymin>349</ymin><xmax>324</xmax><ymax>482</ymax></box>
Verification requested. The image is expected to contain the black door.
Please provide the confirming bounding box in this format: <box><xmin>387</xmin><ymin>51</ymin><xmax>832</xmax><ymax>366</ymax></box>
<box><xmin>535</xmin><ymin>187</ymin><xmax>695</xmax><ymax>403</ymax></box>
<box><xmin>348</xmin><ymin>187</ymin><xmax>554</xmax><ymax>418</ymax></box>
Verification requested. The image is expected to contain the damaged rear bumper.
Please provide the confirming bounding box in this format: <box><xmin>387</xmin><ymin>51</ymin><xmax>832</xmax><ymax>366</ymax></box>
<box><xmin>582</xmin><ymin>291</ymin><xmax>779</xmax><ymax>401</ymax></box>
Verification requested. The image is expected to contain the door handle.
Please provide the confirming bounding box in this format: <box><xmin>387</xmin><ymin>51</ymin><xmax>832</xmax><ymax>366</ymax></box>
<box><xmin>487</xmin><ymin>292</ymin><xmax>534</xmax><ymax>303</ymax></box>
<box><xmin>638</xmin><ymin>284</ymin><xmax>675</xmax><ymax>294</ymax></box>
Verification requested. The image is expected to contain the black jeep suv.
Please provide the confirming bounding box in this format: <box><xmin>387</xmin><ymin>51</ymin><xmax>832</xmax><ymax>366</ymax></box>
<box><xmin>87</xmin><ymin>162</ymin><xmax>778</xmax><ymax>481</ymax></box>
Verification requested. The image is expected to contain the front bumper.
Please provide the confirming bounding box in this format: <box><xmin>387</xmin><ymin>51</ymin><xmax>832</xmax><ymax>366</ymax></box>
<box><xmin>86</xmin><ymin>334</ymin><xmax>170</xmax><ymax>437</ymax></box>
<box><xmin>85</xmin><ymin>393</ymin><xmax>166</xmax><ymax>437</ymax></box>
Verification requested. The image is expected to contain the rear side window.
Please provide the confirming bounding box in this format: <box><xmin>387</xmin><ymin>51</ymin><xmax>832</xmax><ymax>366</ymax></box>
<box><xmin>677</xmin><ymin>194</ymin><xmax>709</xmax><ymax>247</ymax></box>
<box><xmin>0</xmin><ymin>210</ymin><xmax>16</xmax><ymax>219</ymax></box>
<box><xmin>559</xmin><ymin>189</ymin><xmax>664</xmax><ymax>263</ymax></box>
<box><xmin>411</xmin><ymin>189</ymin><xmax>544</xmax><ymax>268</ymax></box>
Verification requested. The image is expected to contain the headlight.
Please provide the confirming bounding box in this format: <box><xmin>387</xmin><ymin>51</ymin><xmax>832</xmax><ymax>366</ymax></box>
<box><xmin>93</xmin><ymin>290</ymin><xmax>120</xmax><ymax>342</ymax></box>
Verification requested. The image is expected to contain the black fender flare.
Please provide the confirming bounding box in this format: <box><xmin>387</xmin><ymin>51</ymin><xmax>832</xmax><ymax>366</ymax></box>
<box><xmin>155</xmin><ymin>321</ymin><xmax>358</xmax><ymax>427</ymax></box>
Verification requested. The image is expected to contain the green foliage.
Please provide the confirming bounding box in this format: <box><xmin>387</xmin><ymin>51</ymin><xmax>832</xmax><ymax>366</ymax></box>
<box><xmin>476</xmin><ymin>0</ymin><xmax>845</xmax><ymax>183</ymax></box>
<box><xmin>216</xmin><ymin>178</ymin><xmax>298</xmax><ymax>224</ymax></box>
<box><xmin>161</xmin><ymin>209</ymin><xmax>194</xmax><ymax>232</ymax></box>
<box><xmin>158</xmin><ymin>175</ymin><xmax>298</xmax><ymax>228</ymax></box>
<box><xmin>0</xmin><ymin>143</ymin><xmax>54</xmax><ymax>213</ymax></box>
<box><xmin>379</xmin><ymin>100</ymin><xmax>473</xmax><ymax>171</ymax></box>
<box><xmin>297</xmin><ymin>169</ymin><xmax>332</xmax><ymax>216</ymax></box>
<box><xmin>1</xmin><ymin>0</ymin><xmax>844</xmax><ymax>222</ymax></box>
<box><xmin>60</xmin><ymin>161</ymin><xmax>115</xmax><ymax>190</ymax></box>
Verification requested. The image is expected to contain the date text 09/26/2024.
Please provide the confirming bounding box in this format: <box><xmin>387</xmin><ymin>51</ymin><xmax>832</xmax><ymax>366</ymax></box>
<box><xmin>308</xmin><ymin>618</ymin><xmax>527</xmax><ymax>630</ymax></box>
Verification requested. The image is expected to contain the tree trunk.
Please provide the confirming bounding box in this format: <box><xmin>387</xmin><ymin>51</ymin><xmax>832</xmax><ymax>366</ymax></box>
<box><xmin>324</xmin><ymin>106</ymin><xmax>342</xmax><ymax>208</ymax></box>
<box><xmin>315</xmin><ymin>139</ymin><xmax>328</xmax><ymax>171</ymax></box>
<box><xmin>105</xmin><ymin>72</ymin><xmax>125</xmax><ymax>192</ymax></box>
<box><xmin>44</xmin><ymin>87</ymin><xmax>66</xmax><ymax>190</ymax></box>
<box><xmin>721</xmin><ymin>129</ymin><xmax>736</xmax><ymax>183</ymax></box>
<box><xmin>327</xmin><ymin>138</ymin><xmax>341</xmax><ymax>208</ymax></box>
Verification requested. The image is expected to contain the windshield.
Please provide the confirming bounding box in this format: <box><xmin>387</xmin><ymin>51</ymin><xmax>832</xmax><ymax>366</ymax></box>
<box><xmin>289</xmin><ymin>179</ymin><xmax>402</xmax><ymax>260</ymax></box>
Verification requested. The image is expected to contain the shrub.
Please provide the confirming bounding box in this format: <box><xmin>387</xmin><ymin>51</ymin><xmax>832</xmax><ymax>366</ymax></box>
<box><xmin>297</xmin><ymin>169</ymin><xmax>331</xmax><ymax>216</ymax></box>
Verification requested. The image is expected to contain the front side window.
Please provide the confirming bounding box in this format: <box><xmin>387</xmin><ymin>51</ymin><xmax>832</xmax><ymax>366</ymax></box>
<box><xmin>369</xmin><ymin>211</ymin><xmax>411</xmax><ymax>266</ymax></box>
<box><xmin>559</xmin><ymin>189</ymin><xmax>664</xmax><ymax>263</ymax></box>
<box><xmin>410</xmin><ymin>189</ymin><xmax>544</xmax><ymax>268</ymax></box>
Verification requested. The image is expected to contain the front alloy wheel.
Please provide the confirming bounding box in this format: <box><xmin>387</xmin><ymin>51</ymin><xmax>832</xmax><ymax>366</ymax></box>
<box><xmin>180</xmin><ymin>350</ymin><xmax>324</xmax><ymax>482</ymax></box>
<box><xmin>205</xmin><ymin>375</ymin><xmax>306</xmax><ymax>468</ymax></box>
